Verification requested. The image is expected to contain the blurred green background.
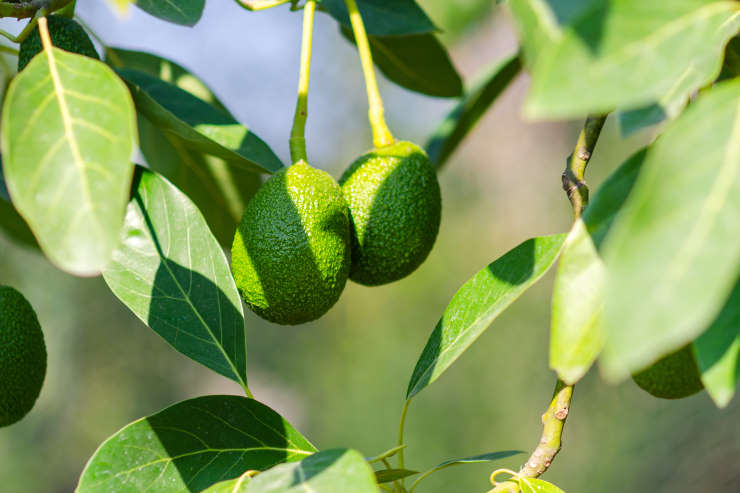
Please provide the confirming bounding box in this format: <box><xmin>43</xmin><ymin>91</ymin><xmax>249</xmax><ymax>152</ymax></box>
<box><xmin>1</xmin><ymin>1</ymin><xmax>739</xmax><ymax>492</ymax></box>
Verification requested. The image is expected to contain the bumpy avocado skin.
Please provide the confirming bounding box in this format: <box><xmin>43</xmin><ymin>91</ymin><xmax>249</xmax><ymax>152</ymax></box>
<box><xmin>0</xmin><ymin>286</ymin><xmax>46</xmax><ymax>427</ymax></box>
<box><xmin>632</xmin><ymin>345</ymin><xmax>704</xmax><ymax>399</ymax></box>
<box><xmin>339</xmin><ymin>141</ymin><xmax>441</xmax><ymax>286</ymax></box>
<box><xmin>231</xmin><ymin>161</ymin><xmax>351</xmax><ymax>325</ymax></box>
<box><xmin>18</xmin><ymin>16</ymin><xmax>99</xmax><ymax>71</ymax></box>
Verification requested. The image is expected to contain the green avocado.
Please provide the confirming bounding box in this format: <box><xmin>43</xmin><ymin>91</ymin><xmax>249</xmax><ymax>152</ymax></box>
<box><xmin>18</xmin><ymin>15</ymin><xmax>99</xmax><ymax>71</ymax></box>
<box><xmin>632</xmin><ymin>345</ymin><xmax>704</xmax><ymax>399</ymax></box>
<box><xmin>339</xmin><ymin>141</ymin><xmax>441</xmax><ymax>286</ymax></box>
<box><xmin>231</xmin><ymin>161</ymin><xmax>351</xmax><ymax>325</ymax></box>
<box><xmin>0</xmin><ymin>286</ymin><xmax>46</xmax><ymax>427</ymax></box>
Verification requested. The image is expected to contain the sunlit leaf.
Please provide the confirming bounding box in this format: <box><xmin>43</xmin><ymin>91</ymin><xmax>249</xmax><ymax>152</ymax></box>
<box><xmin>103</xmin><ymin>168</ymin><xmax>249</xmax><ymax>389</ymax></box>
<box><xmin>76</xmin><ymin>395</ymin><xmax>316</xmax><ymax>493</ymax></box>
<box><xmin>1</xmin><ymin>48</ymin><xmax>136</xmax><ymax>276</ymax></box>
<box><xmin>519</xmin><ymin>477</ymin><xmax>566</xmax><ymax>493</ymax></box>
<box><xmin>243</xmin><ymin>449</ymin><xmax>378</xmax><ymax>493</ymax></box>
<box><xmin>509</xmin><ymin>0</ymin><xmax>740</xmax><ymax>118</ymax></box>
<box><xmin>407</xmin><ymin>234</ymin><xmax>566</xmax><ymax>399</ymax></box>
<box><xmin>601</xmin><ymin>81</ymin><xmax>740</xmax><ymax>379</ymax></box>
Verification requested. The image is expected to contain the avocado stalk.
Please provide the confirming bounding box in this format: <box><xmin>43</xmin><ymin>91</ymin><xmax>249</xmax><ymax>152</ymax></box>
<box><xmin>343</xmin><ymin>0</ymin><xmax>394</xmax><ymax>148</ymax></box>
<box><xmin>289</xmin><ymin>0</ymin><xmax>316</xmax><ymax>164</ymax></box>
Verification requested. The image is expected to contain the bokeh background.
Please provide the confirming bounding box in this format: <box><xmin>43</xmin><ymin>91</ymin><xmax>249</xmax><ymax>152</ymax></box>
<box><xmin>1</xmin><ymin>1</ymin><xmax>739</xmax><ymax>492</ymax></box>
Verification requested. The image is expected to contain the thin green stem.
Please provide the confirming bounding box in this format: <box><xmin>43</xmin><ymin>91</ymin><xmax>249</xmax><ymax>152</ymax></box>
<box><xmin>288</xmin><ymin>0</ymin><xmax>316</xmax><ymax>164</ymax></box>
<box><xmin>397</xmin><ymin>399</ymin><xmax>410</xmax><ymax>471</ymax></box>
<box><xmin>367</xmin><ymin>444</ymin><xmax>407</xmax><ymax>464</ymax></box>
<box><xmin>0</xmin><ymin>10</ymin><xmax>41</xmax><ymax>44</ymax></box>
<box><xmin>344</xmin><ymin>0</ymin><xmax>394</xmax><ymax>148</ymax></box>
<box><xmin>561</xmin><ymin>115</ymin><xmax>608</xmax><ymax>219</ymax></box>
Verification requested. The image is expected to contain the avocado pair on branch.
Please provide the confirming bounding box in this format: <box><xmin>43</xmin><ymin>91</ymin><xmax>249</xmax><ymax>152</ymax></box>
<box><xmin>231</xmin><ymin>0</ymin><xmax>441</xmax><ymax>325</ymax></box>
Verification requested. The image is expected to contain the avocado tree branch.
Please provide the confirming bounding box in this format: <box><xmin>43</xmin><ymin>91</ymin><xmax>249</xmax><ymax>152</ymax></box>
<box><xmin>561</xmin><ymin>115</ymin><xmax>608</xmax><ymax>219</ymax></box>
<box><xmin>490</xmin><ymin>115</ymin><xmax>608</xmax><ymax>493</ymax></box>
<box><xmin>0</xmin><ymin>0</ymin><xmax>72</xmax><ymax>19</ymax></box>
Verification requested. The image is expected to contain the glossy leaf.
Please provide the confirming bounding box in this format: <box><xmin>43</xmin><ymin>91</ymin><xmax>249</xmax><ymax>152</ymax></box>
<box><xmin>601</xmin><ymin>81</ymin><xmax>740</xmax><ymax>379</ymax></box>
<box><xmin>550</xmin><ymin>220</ymin><xmax>606</xmax><ymax>385</ymax></box>
<box><xmin>426</xmin><ymin>53</ymin><xmax>521</xmax><ymax>168</ymax></box>
<box><xmin>407</xmin><ymin>234</ymin><xmax>566</xmax><ymax>399</ymax></box>
<box><xmin>76</xmin><ymin>395</ymin><xmax>316</xmax><ymax>493</ymax></box>
<box><xmin>138</xmin><ymin>115</ymin><xmax>261</xmax><ymax>249</ymax></box>
<box><xmin>119</xmin><ymin>69</ymin><xmax>283</xmax><ymax>174</ymax></box>
<box><xmin>242</xmin><ymin>449</ymin><xmax>379</xmax><ymax>493</ymax></box>
<box><xmin>322</xmin><ymin>0</ymin><xmax>436</xmax><ymax>36</ymax></box>
<box><xmin>693</xmin><ymin>280</ymin><xmax>740</xmax><ymax>408</ymax></box>
<box><xmin>1</xmin><ymin>48</ymin><xmax>136</xmax><ymax>276</ymax></box>
<box><xmin>105</xmin><ymin>47</ymin><xmax>230</xmax><ymax>113</ymax></box>
<box><xmin>105</xmin><ymin>48</ymin><xmax>260</xmax><ymax>247</ymax></box>
<box><xmin>341</xmin><ymin>27</ymin><xmax>462</xmax><ymax>98</ymax></box>
<box><xmin>375</xmin><ymin>469</ymin><xmax>419</xmax><ymax>484</ymax></box>
<box><xmin>509</xmin><ymin>0</ymin><xmax>740</xmax><ymax>118</ymax></box>
<box><xmin>519</xmin><ymin>477</ymin><xmax>566</xmax><ymax>493</ymax></box>
<box><xmin>102</xmin><ymin>169</ymin><xmax>249</xmax><ymax>389</ymax></box>
<box><xmin>134</xmin><ymin>0</ymin><xmax>205</xmax><ymax>26</ymax></box>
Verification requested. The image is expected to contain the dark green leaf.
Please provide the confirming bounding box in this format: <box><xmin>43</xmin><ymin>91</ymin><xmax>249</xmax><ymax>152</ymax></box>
<box><xmin>693</xmin><ymin>280</ymin><xmax>740</xmax><ymax>408</ymax></box>
<box><xmin>102</xmin><ymin>169</ymin><xmax>249</xmax><ymax>389</ymax></box>
<box><xmin>341</xmin><ymin>27</ymin><xmax>462</xmax><ymax>98</ymax></box>
<box><xmin>601</xmin><ymin>81</ymin><xmax>740</xmax><ymax>379</ymax></box>
<box><xmin>509</xmin><ymin>0</ymin><xmax>740</xmax><ymax>118</ymax></box>
<box><xmin>407</xmin><ymin>234</ymin><xmax>566</xmax><ymax>399</ymax></box>
<box><xmin>434</xmin><ymin>451</ymin><xmax>523</xmax><ymax>468</ymax></box>
<box><xmin>105</xmin><ymin>47</ymin><xmax>230</xmax><ymax>114</ymax></box>
<box><xmin>138</xmin><ymin>115</ymin><xmax>261</xmax><ymax>249</ymax></box>
<box><xmin>375</xmin><ymin>469</ymin><xmax>418</xmax><ymax>484</ymax></box>
<box><xmin>519</xmin><ymin>477</ymin><xmax>566</xmax><ymax>493</ymax></box>
<box><xmin>719</xmin><ymin>35</ymin><xmax>740</xmax><ymax>82</ymax></box>
<box><xmin>426</xmin><ymin>53</ymin><xmax>521</xmax><ymax>168</ymax></box>
<box><xmin>134</xmin><ymin>0</ymin><xmax>205</xmax><ymax>26</ymax></box>
<box><xmin>1</xmin><ymin>49</ymin><xmax>136</xmax><ymax>276</ymax></box>
<box><xmin>76</xmin><ymin>395</ymin><xmax>316</xmax><ymax>493</ymax></box>
<box><xmin>321</xmin><ymin>0</ymin><xmax>436</xmax><ymax>36</ymax></box>
<box><xmin>0</xmin><ymin>159</ymin><xmax>38</xmax><ymax>249</ymax></box>
<box><xmin>119</xmin><ymin>69</ymin><xmax>283</xmax><ymax>174</ymax></box>
<box><xmin>243</xmin><ymin>449</ymin><xmax>378</xmax><ymax>493</ymax></box>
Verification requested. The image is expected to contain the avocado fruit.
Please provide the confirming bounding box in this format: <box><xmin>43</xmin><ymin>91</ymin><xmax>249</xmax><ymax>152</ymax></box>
<box><xmin>632</xmin><ymin>345</ymin><xmax>704</xmax><ymax>399</ymax></box>
<box><xmin>339</xmin><ymin>141</ymin><xmax>441</xmax><ymax>286</ymax></box>
<box><xmin>231</xmin><ymin>161</ymin><xmax>351</xmax><ymax>325</ymax></box>
<box><xmin>18</xmin><ymin>15</ymin><xmax>99</xmax><ymax>71</ymax></box>
<box><xmin>0</xmin><ymin>286</ymin><xmax>46</xmax><ymax>427</ymax></box>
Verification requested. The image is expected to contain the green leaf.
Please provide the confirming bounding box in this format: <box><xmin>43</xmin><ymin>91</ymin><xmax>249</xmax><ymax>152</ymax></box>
<box><xmin>76</xmin><ymin>395</ymin><xmax>316</xmax><ymax>493</ymax></box>
<box><xmin>104</xmin><ymin>48</ymin><xmax>260</xmax><ymax>248</ymax></box>
<box><xmin>119</xmin><ymin>69</ymin><xmax>284</xmax><ymax>174</ymax></box>
<box><xmin>105</xmin><ymin>47</ymin><xmax>230</xmax><ymax>114</ymax></box>
<box><xmin>519</xmin><ymin>477</ymin><xmax>566</xmax><ymax>493</ymax></box>
<box><xmin>550</xmin><ymin>220</ymin><xmax>605</xmax><ymax>385</ymax></box>
<box><xmin>341</xmin><ymin>27</ymin><xmax>462</xmax><ymax>98</ymax></box>
<box><xmin>134</xmin><ymin>0</ymin><xmax>205</xmax><ymax>26</ymax></box>
<box><xmin>202</xmin><ymin>472</ymin><xmax>253</xmax><ymax>493</ymax></box>
<box><xmin>426</xmin><ymin>53</ymin><xmax>521</xmax><ymax>168</ymax></box>
<box><xmin>693</xmin><ymin>280</ymin><xmax>740</xmax><ymax>408</ymax></box>
<box><xmin>138</xmin><ymin>115</ymin><xmax>261</xmax><ymax>249</ymax></box>
<box><xmin>375</xmin><ymin>469</ymin><xmax>419</xmax><ymax>484</ymax></box>
<box><xmin>719</xmin><ymin>35</ymin><xmax>740</xmax><ymax>81</ymax></box>
<box><xmin>509</xmin><ymin>0</ymin><xmax>740</xmax><ymax>118</ymax></box>
<box><xmin>406</xmin><ymin>234</ymin><xmax>566</xmax><ymax>399</ymax></box>
<box><xmin>242</xmin><ymin>449</ymin><xmax>379</xmax><ymax>493</ymax></box>
<box><xmin>102</xmin><ymin>168</ymin><xmax>249</xmax><ymax>389</ymax></box>
<box><xmin>601</xmin><ymin>80</ymin><xmax>740</xmax><ymax>379</ymax></box>
<box><xmin>1</xmin><ymin>48</ymin><xmax>136</xmax><ymax>276</ymax></box>
<box><xmin>321</xmin><ymin>0</ymin><xmax>437</xmax><ymax>36</ymax></box>
<box><xmin>0</xmin><ymin>159</ymin><xmax>38</xmax><ymax>250</ymax></box>
<box><xmin>433</xmin><ymin>451</ymin><xmax>523</xmax><ymax>469</ymax></box>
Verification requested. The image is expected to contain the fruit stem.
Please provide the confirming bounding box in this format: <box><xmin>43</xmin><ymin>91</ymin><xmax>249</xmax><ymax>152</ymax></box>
<box><xmin>289</xmin><ymin>0</ymin><xmax>316</xmax><ymax>164</ymax></box>
<box><xmin>344</xmin><ymin>0</ymin><xmax>395</xmax><ymax>148</ymax></box>
<box><xmin>561</xmin><ymin>115</ymin><xmax>607</xmax><ymax>220</ymax></box>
